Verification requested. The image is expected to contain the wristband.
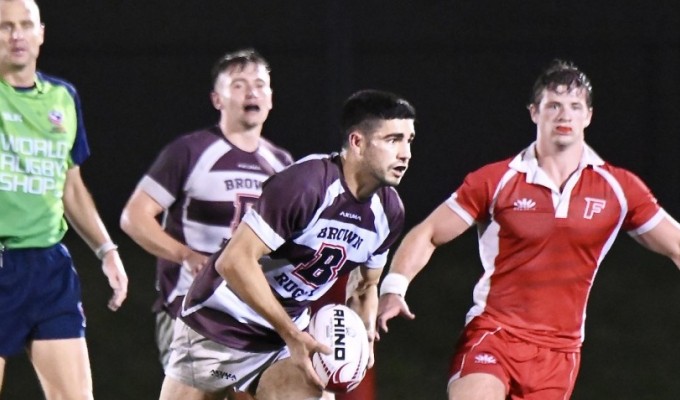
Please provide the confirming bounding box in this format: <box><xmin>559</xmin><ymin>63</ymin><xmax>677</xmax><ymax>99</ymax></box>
<box><xmin>379</xmin><ymin>273</ymin><xmax>409</xmax><ymax>297</ymax></box>
<box><xmin>95</xmin><ymin>241</ymin><xmax>118</xmax><ymax>260</ymax></box>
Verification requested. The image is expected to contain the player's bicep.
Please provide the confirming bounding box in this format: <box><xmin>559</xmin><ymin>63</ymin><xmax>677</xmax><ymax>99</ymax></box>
<box><xmin>62</xmin><ymin>166</ymin><xmax>83</xmax><ymax>204</ymax></box>
<box><xmin>632</xmin><ymin>216</ymin><xmax>680</xmax><ymax>262</ymax></box>
<box><xmin>220</xmin><ymin>223</ymin><xmax>273</xmax><ymax>268</ymax></box>
<box><xmin>423</xmin><ymin>203</ymin><xmax>472</xmax><ymax>246</ymax></box>
<box><xmin>62</xmin><ymin>166</ymin><xmax>93</xmax><ymax>220</ymax></box>
<box><xmin>123</xmin><ymin>189</ymin><xmax>165</xmax><ymax>219</ymax></box>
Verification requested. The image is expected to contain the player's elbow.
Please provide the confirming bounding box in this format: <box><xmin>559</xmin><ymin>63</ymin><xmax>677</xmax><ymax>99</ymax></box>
<box><xmin>667</xmin><ymin>245</ymin><xmax>680</xmax><ymax>269</ymax></box>
<box><xmin>119</xmin><ymin>208</ymin><xmax>135</xmax><ymax>236</ymax></box>
<box><xmin>119</xmin><ymin>207</ymin><xmax>148</xmax><ymax>243</ymax></box>
<box><xmin>214</xmin><ymin>248</ymin><xmax>240</xmax><ymax>280</ymax></box>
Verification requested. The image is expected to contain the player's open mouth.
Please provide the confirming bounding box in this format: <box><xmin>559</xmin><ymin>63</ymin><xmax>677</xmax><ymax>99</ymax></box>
<box><xmin>244</xmin><ymin>105</ymin><xmax>260</xmax><ymax>112</ymax></box>
<box><xmin>393</xmin><ymin>166</ymin><xmax>407</xmax><ymax>175</ymax></box>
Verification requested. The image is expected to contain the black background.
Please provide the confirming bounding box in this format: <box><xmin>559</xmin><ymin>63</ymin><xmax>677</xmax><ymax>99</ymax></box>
<box><xmin>4</xmin><ymin>1</ymin><xmax>680</xmax><ymax>399</ymax></box>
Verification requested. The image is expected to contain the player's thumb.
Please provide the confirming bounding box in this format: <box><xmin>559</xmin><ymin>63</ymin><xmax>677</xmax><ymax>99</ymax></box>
<box><xmin>401</xmin><ymin>301</ymin><xmax>416</xmax><ymax>320</ymax></box>
<box><xmin>316</xmin><ymin>341</ymin><xmax>332</xmax><ymax>355</ymax></box>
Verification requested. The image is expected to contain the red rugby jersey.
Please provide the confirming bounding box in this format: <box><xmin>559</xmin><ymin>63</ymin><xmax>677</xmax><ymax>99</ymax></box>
<box><xmin>446</xmin><ymin>143</ymin><xmax>664</xmax><ymax>350</ymax></box>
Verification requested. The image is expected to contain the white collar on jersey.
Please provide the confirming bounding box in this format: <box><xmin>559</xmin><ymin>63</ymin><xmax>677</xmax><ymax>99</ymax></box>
<box><xmin>509</xmin><ymin>141</ymin><xmax>605</xmax><ymax>174</ymax></box>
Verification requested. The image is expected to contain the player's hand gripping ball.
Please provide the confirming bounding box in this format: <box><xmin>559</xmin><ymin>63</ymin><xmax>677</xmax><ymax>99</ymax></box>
<box><xmin>308</xmin><ymin>303</ymin><xmax>369</xmax><ymax>393</ymax></box>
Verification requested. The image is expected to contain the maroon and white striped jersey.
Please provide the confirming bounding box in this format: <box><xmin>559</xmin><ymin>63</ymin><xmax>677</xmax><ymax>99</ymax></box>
<box><xmin>180</xmin><ymin>153</ymin><xmax>405</xmax><ymax>351</ymax></box>
<box><xmin>137</xmin><ymin>126</ymin><xmax>293</xmax><ymax>315</ymax></box>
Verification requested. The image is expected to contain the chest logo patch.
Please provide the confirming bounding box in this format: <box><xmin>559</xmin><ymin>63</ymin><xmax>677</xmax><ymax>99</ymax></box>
<box><xmin>513</xmin><ymin>198</ymin><xmax>536</xmax><ymax>211</ymax></box>
<box><xmin>48</xmin><ymin>110</ymin><xmax>65</xmax><ymax>133</ymax></box>
<box><xmin>339</xmin><ymin>211</ymin><xmax>362</xmax><ymax>222</ymax></box>
<box><xmin>583</xmin><ymin>197</ymin><xmax>606</xmax><ymax>219</ymax></box>
<box><xmin>474</xmin><ymin>353</ymin><xmax>498</xmax><ymax>365</ymax></box>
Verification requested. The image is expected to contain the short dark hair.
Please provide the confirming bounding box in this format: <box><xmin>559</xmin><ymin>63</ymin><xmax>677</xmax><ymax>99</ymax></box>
<box><xmin>528</xmin><ymin>59</ymin><xmax>593</xmax><ymax>108</ymax></box>
<box><xmin>340</xmin><ymin>89</ymin><xmax>416</xmax><ymax>147</ymax></box>
<box><xmin>210</xmin><ymin>48</ymin><xmax>270</xmax><ymax>89</ymax></box>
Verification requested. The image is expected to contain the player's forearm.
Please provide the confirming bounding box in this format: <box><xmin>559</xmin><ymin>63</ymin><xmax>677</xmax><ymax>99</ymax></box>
<box><xmin>388</xmin><ymin>224</ymin><xmax>438</xmax><ymax>280</ymax></box>
<box><xmin>387</xmin><ymin>203</ymin><xmax>470</xmax><ymax>283</ymax></box>
<box><xmin>63</xmin><ymin>171</ymin><xmax>113</xmax><ymax>252</ymax></box>
<box><xmin>216</xmin><ymin>251</ymin><xmax>301</xmax><ymax>341</ymax></box>
<box><xmin>65</xmin><ymin>206</ymin><xmax>111</xmax><ymax>252</ymax></box>
<box><xmin>378</xmin><ymin>224</ymin><xmax>438</xmax><ymax>300</ymax></box>
<box><xmin>346</xmin><ymin>268</ymin><xmax>380</xmax><ymax>333</ymax></box>
<box><xmin>120</xmin><ymin>213</ymin><xmax>189</xmax><ymax>264</ymax></box>
<box><xmin>347</xmin><ymin>285</ymin><xmax>378</xmax><ymax>335</ymax></box>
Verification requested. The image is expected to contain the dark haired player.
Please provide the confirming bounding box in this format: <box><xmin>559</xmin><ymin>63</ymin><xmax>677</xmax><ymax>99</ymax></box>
<box><xmin>159</xmin><ymin>89</ymin><xmax>416</xmax><ymax>400</ymax></box>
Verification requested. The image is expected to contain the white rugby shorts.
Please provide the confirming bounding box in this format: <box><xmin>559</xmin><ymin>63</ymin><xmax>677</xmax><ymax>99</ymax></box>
<box><xmin>165</xmin><ymin>319</ymin><xmax>290</xmax><ymax>393</ymax></box>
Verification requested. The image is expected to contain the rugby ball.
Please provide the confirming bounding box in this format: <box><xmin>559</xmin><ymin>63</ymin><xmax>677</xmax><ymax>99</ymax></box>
<box><xmin>308</xmin><ymin>303</ymin><xmax>369</xmax><ymax>393</ymax></box>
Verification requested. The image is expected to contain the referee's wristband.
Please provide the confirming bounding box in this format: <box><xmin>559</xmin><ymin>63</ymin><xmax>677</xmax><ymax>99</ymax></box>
<box><xmin>95</xmin><ymin>241</ymin><xmax>118</xmax><ymax>260</ymax></box>
<box><xmin>379</xmin><ymin>273</ymin><xmax>410</xmax><ymax>297</ymax></box>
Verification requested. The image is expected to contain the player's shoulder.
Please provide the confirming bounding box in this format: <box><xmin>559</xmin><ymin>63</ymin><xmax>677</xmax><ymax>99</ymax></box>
<box><xmin>258</xmin><ymin>154</ymin><xmax>338</xmax><ymax>213</ymax></box>
<box><xmin>36</xmin><ymin>71</ymin><xmax>78</xmax><ymax>97</ymax></box>
<box><xmin>466</xmin><ymin>156</ymin><xmax>515</xmax><ymax>181</ymax></box>
<box><xmin>376</xmin><ymin>186</ymin><xmax>405</xmax><ymax>215</ymax></box>
<box><xmin>266</xmin><ymin>153</ymin><xmax>338</xmax><ymax>189</ymax></box>
<box><xmin>482</xmin><ymin>156</ymin><xmax>515</xmax><ymax>172</ymax></box>
<box><xmin>258</xmin><ymin>137</ymin><xmax>294</xmax><ymax>165</ymax></box>
<box><xmin>596</xmin><ymin>159</ymin><xmax>632</xmax><ymax>174</ymax></box>
<box><xmin>153</xmin><ymin>126</ymin><xmax>223</xmax><ymax>162</ymax></box>
<box><xmin>594</xmin><ymin>161</ymin><xmax>648</xmax><ymax>188</ymax></box>
<box><xmin>167</xmin><ymin>126</ymin><xmax>223</xmax><ymax>149</ymax></box>
<box><xmin>178</xmin><ymin>126</ymin><xmax>222</xmax><ymax>142</ymax></box>
<box><xmin>287</xmin><ymin>153</ymin><xmax>337</xmax><ymax>175</ymax></box>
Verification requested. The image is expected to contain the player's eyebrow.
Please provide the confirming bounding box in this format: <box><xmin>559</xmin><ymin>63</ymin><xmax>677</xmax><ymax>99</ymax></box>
<box><xmin>230</xmin><ymin>77</ymin><xmax>268</xmax><ymax>85</ymax></box>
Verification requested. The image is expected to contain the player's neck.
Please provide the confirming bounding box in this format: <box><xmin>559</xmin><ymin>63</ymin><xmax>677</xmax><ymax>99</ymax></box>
<box><xmin>0</xmin><ymin>67</ymin><xmax>36</xmax><ymax>88</ymax></box>
<box><xmin>220</xmin><ymin>124</ymin><xmax>262</xmax><ymax>152</ymax></box>
<box><xmin>340</xmin><ymin>154</ymin><xmax>378</xmax><ymax>201</ymax></box>
<box><xmin>536</xmin><ymin>142</ymin><xmax>584</xmax><ymax>190</ymax></box>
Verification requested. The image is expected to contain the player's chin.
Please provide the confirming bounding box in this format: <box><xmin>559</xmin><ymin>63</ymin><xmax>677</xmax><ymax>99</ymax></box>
<box><xmin>382</xmin><ymin>175</ymin><xmax>403</xmax><ymax>187</ymax></box>
<box><xmin>553</xmin><ymin>135</ymin><xmax>578</xmax><ymax>147</ymax></box>
<box><xmin>241</xmin><ymin>117</ymin><xmax>265</xmax><ymax>129</ymax></box>
<box><xmin>390</xmin><ymin>166</ymin><xmax>409</xmax><ymax>181</ymax></box>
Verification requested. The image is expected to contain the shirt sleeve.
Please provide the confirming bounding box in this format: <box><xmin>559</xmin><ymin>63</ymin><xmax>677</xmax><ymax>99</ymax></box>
<box><xmin>618</xmin><ymin>168</ymin><xmax>663</xmax><ymax>234</ymax></box>
<box><xmin>242</xmin><ymin>161</ymin><xmax>325</xmax><ymax>251</ymax></box>
<box><xmin>138</xmin><ymin>137</ymin><xmax>192</xmax><ymax>208</ymax></box>
<box><xmin>445</xmin><ymin>164</ymin><xmax>499</xmax><ymax>225</ymax></box>
<box><xmin>69</xmin><ymin>88</ymin><xmax>90</xmax><ymax>166</ymax></box>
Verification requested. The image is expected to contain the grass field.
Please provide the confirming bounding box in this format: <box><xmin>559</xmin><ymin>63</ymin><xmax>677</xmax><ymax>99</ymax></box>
<box><xmin>3</xmin><ymin>230</ymin><xmax>680</xmax><ymax>399</ymax></box>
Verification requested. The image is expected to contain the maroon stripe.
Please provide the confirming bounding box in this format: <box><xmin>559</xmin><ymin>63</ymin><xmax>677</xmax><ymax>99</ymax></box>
<box><xmin>186</xmin><ymin>199</ymin><xmax>234</xmax><ymax>226</ymax></box>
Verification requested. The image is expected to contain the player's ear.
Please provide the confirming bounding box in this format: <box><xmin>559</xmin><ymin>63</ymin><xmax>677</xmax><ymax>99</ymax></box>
<box><xmin>210</xmin><ymin>91</ymin><xmax>221</xmax><ymax>110</ymax></box>
<box><xmin>584</xmin><ymin>107</ymin><xmax>593</xmax><ymax>128</ymax></box>
<box><xmin>528</xmin><ymin>104</ymin><xmax>539</xmax><ymax>124</ymax></box>
<box><xmin>38</xmin><ymin>23</ymin><xmax>45</xmax><ymax>46</ymax></box>
<box><xmin>347</xmin><ymin>130</ymin><xmax>366</xmax><ymax>154</ymax></box>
